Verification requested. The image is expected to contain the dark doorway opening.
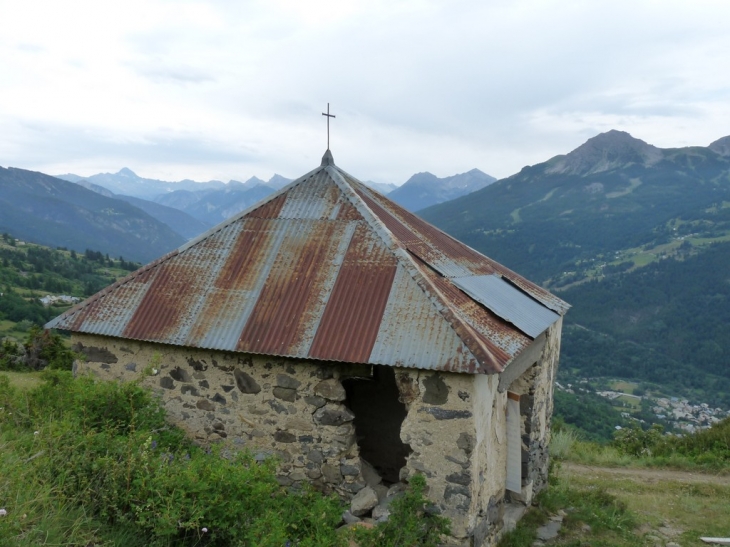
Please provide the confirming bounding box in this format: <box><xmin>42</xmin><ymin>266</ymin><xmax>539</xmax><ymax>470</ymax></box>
<box><xmin>343</xmin><ymin>365</ymin><xmax>411</xmax><ymax>484</ymax></box>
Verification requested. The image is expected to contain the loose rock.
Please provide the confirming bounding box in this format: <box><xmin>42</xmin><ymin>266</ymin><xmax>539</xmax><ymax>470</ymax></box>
<box><xmin>350</xmin><ymin>486</ymin><xmax>379</xmax><ymax>517</ymax></box>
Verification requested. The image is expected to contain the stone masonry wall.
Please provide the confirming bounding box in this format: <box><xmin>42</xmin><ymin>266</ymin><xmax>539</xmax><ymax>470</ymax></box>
<box><xmin>471</xmin><ymin>373</ymin><xmax>507</xmax><ymax>547</ymax></box>
<box><xmin>71</xmin><ymin>334</ymin><xmax>369</xmax><ymax>497</ymax></box>
<box><xmin>519</xmin><ymin>317</ymin><xmax>563</xmax><ymax>497</ymax></box>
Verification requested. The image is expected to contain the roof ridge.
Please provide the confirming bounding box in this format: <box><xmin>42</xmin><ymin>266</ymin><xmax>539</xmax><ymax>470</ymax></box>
<box><xmin>325</xmin><ymin>165</ymin><xmax>505</xmax><ymax>373</ymax></box>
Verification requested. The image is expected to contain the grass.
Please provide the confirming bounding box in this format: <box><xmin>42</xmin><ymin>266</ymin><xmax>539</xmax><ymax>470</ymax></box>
<box><xmin>549</xmin><ymin>429</ymin><xmax>578</xmax><ymax>460</ymax></box>
<box><xmin>0</xmin><ymin>371</ymin><xmax>43</xmax><ymax>390</ymax></box>
<box><xmin>0</xmin><ymin>320</ymin><xmax>29</xmax><ymax>343</ymax></box>
<box><xmin>500</xmin><ymin>425</ymin><xmax>730</xmax><ymax>546</ymax></box>
<box><xmin>610</xmin><ymin>380</ymin><xmax>638</xmax><ymax>394</ymax></box>
<box><xmin>498</xmin><ymin>466</ymin><xmax>640</xmax><ymax>547</ymax></box>
<box><xmin>0</xmin><ymin>371</ymin><xmax>452</xmax><ymax>547</ymax></box>
<box><xmin>616</xmin><ymin>394</ymin><xmax>641</xmax><ymax>410</ymax></box>
<box><xmin>557</xmin><ymin>467</ymin><xmax>730</xmax><ymax>547</ymax></box>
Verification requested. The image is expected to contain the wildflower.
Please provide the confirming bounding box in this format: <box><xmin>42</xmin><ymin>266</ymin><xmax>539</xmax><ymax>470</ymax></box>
<box><xmin>151</xmin><ymin>440</ymin><xmax>158</xmax><ymax>449</ymax></box>
<box><xmin>34</xmin><ymin>431</ymin><xmax>39</xmax><ymax>435</ymax></box>
<box><xmin>0</xmin><ymin>509</ymin><xmax>7</xmax><ymax>517</ymax></box>
<box><xmin>202</xmin><ymin>527</ymin><xmax>208</xmax><ymax>533</ymax></box>
<box><xmin>152</xmin><ymin>368</ymin><xmax>158</xmax><ymax>375</ymax></box>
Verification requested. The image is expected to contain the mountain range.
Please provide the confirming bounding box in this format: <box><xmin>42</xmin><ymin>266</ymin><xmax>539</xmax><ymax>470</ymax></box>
<box><xmin>57</xmin><ymin>166</ymin><xmax>496</xmax><ymax>225</ymax></box>
<box><xmin>57</xmin><ymin>169</ymin><xmax>294</xmax><ymax>226</ymax></box>
<box><xmin>1</xmin><ymin>162</ymin><xmax>498</xmax><ymax>264</ymax></box>
<box><xmin>5</xmin><ymin>129</ymin><xmax>730</xmax><ymax>409</ymax></box>
<box><xmin>0</xmin><ymin>167</ymin><xmax>185</xmax><ymax>263</ymax></box>
<box><xmin>421</xmin><ymin>130</ymin><xmax>730</xmax><ymax>285</ymax></box>
<box><xmin>421</xmin><ymin>130</ymin><xmax>730</xmax><ymax>406</ymax></box>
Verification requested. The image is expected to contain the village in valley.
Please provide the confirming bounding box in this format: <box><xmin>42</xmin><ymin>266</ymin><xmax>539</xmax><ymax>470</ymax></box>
<box><xmin>557</xmin><ymin>378</ymin><xmax>730</xmax><ymax>434</ymax></box>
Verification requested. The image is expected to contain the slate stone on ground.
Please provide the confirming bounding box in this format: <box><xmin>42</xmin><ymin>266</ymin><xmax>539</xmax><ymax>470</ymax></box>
<box><xmin>342</xmin><ymin>510</ymin><xmax>361</xmax><ymax>524</ymax></box>
<box><xmin>350</xmin><ymin>486</ymin><xmax>379</xmax><ymax>517</ymax></box>
<box><xmin>536</xmin><ymin>518</ymin><xmax>562</xmax><ymax>542</ymax></box>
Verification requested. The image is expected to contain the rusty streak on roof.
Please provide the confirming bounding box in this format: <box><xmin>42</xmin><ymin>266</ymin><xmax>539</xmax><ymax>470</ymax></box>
<box><xmin>47</xmin><ymin>151</ymin><xmax>569</xmax><ymax>374</ymax></box>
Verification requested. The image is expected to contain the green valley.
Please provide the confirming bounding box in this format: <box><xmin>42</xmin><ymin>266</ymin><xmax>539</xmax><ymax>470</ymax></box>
<box><xmin>0</xmin><ymin>234</ymin><xmax>140</xmax><ymax>342</ymax></box>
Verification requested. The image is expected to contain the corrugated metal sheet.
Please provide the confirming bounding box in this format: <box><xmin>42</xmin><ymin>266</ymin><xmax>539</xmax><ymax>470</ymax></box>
<box><xmin>451</xmin><ymin>275</ymin><xmax>560</xmax><ymax>339</ymax></box>
<box><xmin>47</xmin><ymin>153</ymin><xmax>569</xmax><ymax>374</ymax></box>
<box><xmin>346</xmin><ymin>175</ymin><xmax>570</xmax><ymax>315</ymax></box>
<box><xmin>369</xmin><ymin>265</ymin><xmax>481</xmax><ymax>373</ymax></box>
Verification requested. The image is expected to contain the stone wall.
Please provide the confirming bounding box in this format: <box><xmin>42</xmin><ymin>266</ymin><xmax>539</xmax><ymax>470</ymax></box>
<box><xmin>471</xmin><ymin>373</ymin><xmax>507</xmax><ymax>547</ymax></box>
<box><xmin>69</xmin><ymin>334</ymin><xmax>487</xmax><ymax>543</ymax></box>
<box><xmin>519</xmin><ymin>317</ymin><xmax>563</xmax><ymax>496</ymax></box>
<box><xmin>71</xmin><ymin>334</ymin><xmax>368</xmax><ymax>497</ymax></box>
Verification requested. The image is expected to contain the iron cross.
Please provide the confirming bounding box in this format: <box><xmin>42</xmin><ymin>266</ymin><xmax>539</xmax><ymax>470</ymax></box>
<box><xmin>322</xmin><ymin>103</ymin><xmax>335</xmax><ymax>150</ymax></box>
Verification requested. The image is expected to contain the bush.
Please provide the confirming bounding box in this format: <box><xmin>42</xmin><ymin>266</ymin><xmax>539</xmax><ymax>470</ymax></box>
<box><xmin>612</xmin><ymin>424</ymin><xmax>664</xmax><ymax>457</ymax></box>
<box><xmin>0</xmin><ymin>372</ymin><xmax>345</xmax><ymax>546</ymax></box>
<box><xmin>0</xmin><ymin>328</ymin><xmax>76</xmax><ymax>372</ymax></box>
<box><xmin>0</xmin><ymin>338</ymin><xmax>22</xmax><ymax>370</ymax></box>
<box><xmin>655</xmin><ymin>417</ymin><xmax>730</xmax><ymax>464</ymax></box>
<box><xmin>24</xmin><ymin>327</ymin><xmax>76</xmax><ymax>370</ymax></box>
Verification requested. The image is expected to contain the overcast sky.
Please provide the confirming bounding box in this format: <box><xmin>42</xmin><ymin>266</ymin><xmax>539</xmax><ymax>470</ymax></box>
<box><xmin>1</xmin><ymin>0</ymin><xmax>729</xmax><ymax>185</ymax></box>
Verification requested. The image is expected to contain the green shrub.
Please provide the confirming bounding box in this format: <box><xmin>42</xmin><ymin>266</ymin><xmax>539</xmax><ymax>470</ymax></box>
<box><xmin>655</xmin><ymin>417</ymin><xmax>730</xmax><ymax>463</ymax></box>
<box><xmin>0</xmin><ymin>371</ymin><xmax>345</xmax><ymax>546</ymax></box>
<box><xmin>0</xmin><ymin>327</ymin><xmax>76</xmax><ymax>372</ymax></box>
<box><xmin>24</xmin><ymin>326</ymin><xmax>76</xmax><ymax>370</ymax></box>
<box><xmin>0</xmin><ymin>338</ymin><xmax>22</xmax><ymax>370</ymax></box>
<box><xmin>612</xmin><ymin>424</ymin><xmax>664</xmax><ymax>457</ymax></box>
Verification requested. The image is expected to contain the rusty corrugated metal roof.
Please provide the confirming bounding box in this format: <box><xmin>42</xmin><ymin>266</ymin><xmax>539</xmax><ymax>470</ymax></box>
<box><xmin>47</xmin><ymin>151</ymin><xmax>569</xmax><ymax>374</ymax></box>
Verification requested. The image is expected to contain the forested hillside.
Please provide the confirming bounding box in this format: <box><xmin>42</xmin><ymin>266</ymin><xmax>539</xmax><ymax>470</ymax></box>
<box><xmin>420</xmin><ymin>131</ymin><xmax>730</xmax><ymax>285</ymax></box>
<box><xmin>559</xmin><ymin>240</ymin><xmax>730</xmax><ymax>406</ymax></box>
<box><xmin>0</xmin><ymin>234</ymin><xmax>139</xmax><ymax>339</ymax></box>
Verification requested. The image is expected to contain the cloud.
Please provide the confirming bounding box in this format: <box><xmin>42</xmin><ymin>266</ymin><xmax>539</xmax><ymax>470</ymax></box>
<box><xmin>134</xmin><ymin>64</ymin><xmax>217</xmax><ymax>85</ymax></box>
<box><xmin>1</xmin><ymin>0</ymin><xmax>730</xmax><ymax>183</ymax></box>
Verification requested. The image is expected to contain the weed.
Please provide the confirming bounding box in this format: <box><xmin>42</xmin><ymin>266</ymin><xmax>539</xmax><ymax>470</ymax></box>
<box><xmin>550</xmin><ymin>428</ymin><xmax>578</xmax><ymax>460</ymax></box>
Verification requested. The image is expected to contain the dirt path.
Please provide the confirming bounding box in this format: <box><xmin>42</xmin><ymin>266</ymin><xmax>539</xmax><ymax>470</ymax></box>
<box><xmin>561</xmin><ymin>462</ymin><xmax>730</xmax><ymax>485</ymax></box>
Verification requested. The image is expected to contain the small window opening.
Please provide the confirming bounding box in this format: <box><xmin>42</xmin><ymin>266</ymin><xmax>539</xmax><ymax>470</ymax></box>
<box><xmin>343</xmin><ymin>365</ymin><xmax>411</xmax><ymax>484</ymax></box>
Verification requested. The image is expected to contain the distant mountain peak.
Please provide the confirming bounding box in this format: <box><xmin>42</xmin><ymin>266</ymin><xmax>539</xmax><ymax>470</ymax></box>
<box><xmin>547</xmin><ymin>130</ymin><xmax>663</xmax><ymax>176</ymax></box>
<box><xmin>388</xmin><ymin>168</ymin><xmax>496</xmax><ymax>211</ymax></box>
<box><xmin>268</xmin><ymin>174</ymin><xmax>293</xmax><ymax>190</ymax></box>
<box><xmin>116</xmin><ymin>167</ymin><xmax>138</xmax><ymax>178</ymax></box>
<box><xmin>243</xmin><ymin>176</ymin><xmax>267</xmax><ymax>187</ymax></box>
<box><xmin>709</xmin><ymin>136</ymin><xmax>730</xmax><ymax>157</ymax></box>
